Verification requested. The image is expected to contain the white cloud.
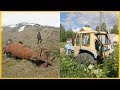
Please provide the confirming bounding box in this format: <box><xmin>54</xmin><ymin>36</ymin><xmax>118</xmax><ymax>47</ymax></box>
<box><xmin>61</xmin><ymin>12</ymin><xmax>118</xmax><ymax>30</ymax></box>
<box><xmin>83</xmin><ymin>21</ymin><xmax>88</xmax><ymax>25</ymax></box>
<box><xmin>2</xmin><ymin>12</ymin><xmax>60</xmax><ymax>27</ymax></box>
<box><xmin>72</xmin><ymin>28</ymin><xmax>81</xmax><ymax>32</ymax></box>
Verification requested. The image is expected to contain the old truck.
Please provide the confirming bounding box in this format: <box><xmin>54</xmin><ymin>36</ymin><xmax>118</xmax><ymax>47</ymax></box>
<box><xmin>71</xmin><ymin>27</ymin><xmax>114</xmax><ymax>64</ymax></box>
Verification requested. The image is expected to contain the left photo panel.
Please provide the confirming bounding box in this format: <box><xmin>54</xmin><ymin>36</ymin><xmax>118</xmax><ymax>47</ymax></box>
<box><xmin>1</xmin><ymin>12</ymin><xmax>60</xmax><ymax>78</ymax></box>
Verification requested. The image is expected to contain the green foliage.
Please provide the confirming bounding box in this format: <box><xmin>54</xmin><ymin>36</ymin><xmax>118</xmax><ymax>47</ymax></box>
<box><xmin>96</xmin><ymin>24</ymin><xmax>118</xmax><ymax>34</ymax></box>
<box><xmin>101</xmin><ymin>23</ymin><xmax>107</xmax><ymax>32</ymax></box>
<box><xmin>66</xmin><ymin>28</ymin><xmax>74</xmax><ymax>38</ymax></box>
<box><xmin>84</xmin><ymin>25</ymin><xmax>91</xmax><ymax>27</ymax></box>
<box><xmin>102</xmin><ymin>46</ymin><xmax>118</xmax><ymax>77</ymax></box>
<box><xmin>111</xmin><ymin>24</ymin><xmax>118</xmax><ymax>34</ymax></box>
<box><xmin>60</xmin><ymin>47</ymin><xmax>118</xmax><ymax>78</ymax></box>
<box><xmin>96</xmin><ymin>25</ymin><xmax>100</xmax><ymax>31</ymax></box>
<box><xmin>95</xmin><ymin>23</ymin><xmax>107</xmax><ymax>32</ymax></box>
<box><xmin>60</xmin><ymin>24</ymin><xmax>66</xmax><ymax>42</ymax></box>
<box><xmin>60</xmin><ymin>24</ymin><xmax>75</xmax><ymax>42</ymax></box>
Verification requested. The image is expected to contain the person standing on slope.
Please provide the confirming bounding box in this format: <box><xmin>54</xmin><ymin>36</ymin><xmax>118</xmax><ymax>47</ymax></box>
<box><xmin>37</xmin><ymin>32</ymin><xmax>42</xmax><ymax>44</ymax></box>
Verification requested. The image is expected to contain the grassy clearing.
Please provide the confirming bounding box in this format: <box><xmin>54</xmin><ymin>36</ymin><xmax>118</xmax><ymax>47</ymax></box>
<box><xmin>60</xmin><ymin>46</ymin><xmax>119</xmax><ymax>78</ymax></box>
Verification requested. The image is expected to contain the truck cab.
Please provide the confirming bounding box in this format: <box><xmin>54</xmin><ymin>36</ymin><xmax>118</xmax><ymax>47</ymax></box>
<box><xmin>73</xmin><ymin>27</ymin><xmax>114</xmax><ymax>63</ymax></box>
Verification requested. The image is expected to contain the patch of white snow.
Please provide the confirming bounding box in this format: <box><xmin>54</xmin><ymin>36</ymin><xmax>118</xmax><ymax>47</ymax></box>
<box><xmin>18</xmin><ymin>26</ymin><xmax>26</xmax><ymax>32</ymax></box>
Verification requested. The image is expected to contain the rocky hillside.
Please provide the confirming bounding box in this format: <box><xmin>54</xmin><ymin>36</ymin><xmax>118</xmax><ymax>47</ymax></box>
<box><xmin>2</xmin><ymin>22</ymin><xmax>60</xmax><ymax>50</ymax></box>
<box><xmin>2</xmin><ymin>22</ymin><xmax>60</xmax><ymax>78</ymax></box>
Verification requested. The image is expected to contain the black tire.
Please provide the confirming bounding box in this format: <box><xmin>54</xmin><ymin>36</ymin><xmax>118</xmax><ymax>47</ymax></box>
<box><xmin>76</xmin><ymin>53</ymin><xmax>96</xmax><ymax>64</ymax></box>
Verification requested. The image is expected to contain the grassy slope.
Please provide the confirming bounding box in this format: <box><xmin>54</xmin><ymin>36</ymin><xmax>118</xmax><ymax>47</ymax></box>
<box><xmin>2</xmin><ymin>26</ymin><xmax>60</xmax><ymax>78</ymax></box>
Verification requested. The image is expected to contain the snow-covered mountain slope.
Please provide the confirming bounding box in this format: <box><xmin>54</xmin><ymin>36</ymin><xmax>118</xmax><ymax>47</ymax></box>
<box><xmin>2</xmin><ymin>22</ymin><xmax>59</xmax><ymax>32</ymax></box>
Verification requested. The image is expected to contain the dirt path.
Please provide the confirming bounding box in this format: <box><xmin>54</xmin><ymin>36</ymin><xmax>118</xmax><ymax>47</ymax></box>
<box><xmin>60</xmin><ymin>48</ymin><xmax>65</xmax><ymax>53</ymax></box>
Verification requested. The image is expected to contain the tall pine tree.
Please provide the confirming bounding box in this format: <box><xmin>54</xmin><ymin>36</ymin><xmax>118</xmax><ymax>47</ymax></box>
<box><xmin>60</xmin><ymin>24</ymin><xmax>66</xmax><ymax>42</ymax></box>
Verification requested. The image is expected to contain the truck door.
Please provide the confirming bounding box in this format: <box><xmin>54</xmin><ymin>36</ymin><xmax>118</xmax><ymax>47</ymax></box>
<box><xmin>74</xmin><ymin>33</ymin><xmax>80</xmax><ymax>56</ymax></box>
<box><xmin>97</xmin><ymin>34</ymin><xmax>111</xmax><ymax>57</ymax></box>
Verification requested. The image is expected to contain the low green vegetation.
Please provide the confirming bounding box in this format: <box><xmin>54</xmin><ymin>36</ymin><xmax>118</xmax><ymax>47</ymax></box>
<box><xmin>60</xmin><ymin>46</ymin><xmax>119</xmax><ymax>78</ymax></box>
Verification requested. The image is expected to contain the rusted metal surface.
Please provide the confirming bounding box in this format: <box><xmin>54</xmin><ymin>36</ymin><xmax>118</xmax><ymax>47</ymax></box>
<box><xmin>3</xmin><ymin>42</ymin><xmax>52</xmax><ymax>67</ymax></box>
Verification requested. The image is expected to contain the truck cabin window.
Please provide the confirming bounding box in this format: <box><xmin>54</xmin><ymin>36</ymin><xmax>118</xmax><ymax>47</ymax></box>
<box><xmin>96</xmin><ymin>34</ymin><xmax>110</xmax><ymax>45</ymax></box>
<box><xmin>82</xmin><ymin>34</ymin><xmax>90</xmax><ymax>46</ymax></box>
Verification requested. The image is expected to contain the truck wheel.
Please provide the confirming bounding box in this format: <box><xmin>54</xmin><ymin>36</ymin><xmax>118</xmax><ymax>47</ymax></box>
<box><xmin>76</xmin><ymin>53</ymin><xmax>96</xmax><ymax>64</ymax></box>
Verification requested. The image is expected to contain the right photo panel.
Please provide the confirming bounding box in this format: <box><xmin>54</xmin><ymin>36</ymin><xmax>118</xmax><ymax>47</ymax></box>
<box><xmin>60</xmin><ymin>11</ymin><xmax>119</xmax><ymax>78</ymax></box>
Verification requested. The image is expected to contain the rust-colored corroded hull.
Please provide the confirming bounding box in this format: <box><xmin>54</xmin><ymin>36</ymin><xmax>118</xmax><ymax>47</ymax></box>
<box><xmin>3</xmin><ymin>42</ymin><xmax>51</xmax><ymax>67</ymax></box>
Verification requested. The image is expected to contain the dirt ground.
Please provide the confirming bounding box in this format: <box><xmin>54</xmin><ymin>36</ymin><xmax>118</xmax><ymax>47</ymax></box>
<box><xmin>60</xmin><ymin>48</ymin><xmax>65</xmax><ymax>53</ymax></box>
<box><xmin>2</xmin><ymin>55</ymin><xmax>60</xmax><ymax>78</ymax></box>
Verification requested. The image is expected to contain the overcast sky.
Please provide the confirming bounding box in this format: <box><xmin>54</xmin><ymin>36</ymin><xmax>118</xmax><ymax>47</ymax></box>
<box><xmin>2</xmin><ymin>12</ymin><xmax>60</xmax><ymax>27</ymax></box>
<box><xmin>60</xmin><ymin>12</ymin><xmax>118</xmax><ymax>32</ymax></box>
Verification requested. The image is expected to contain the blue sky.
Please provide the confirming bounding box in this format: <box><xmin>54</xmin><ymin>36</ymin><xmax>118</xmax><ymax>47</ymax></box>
<box><xmin>60</xmin><ymin>12</ymin><xmax>118</xmax><ymax>32</ymax></box>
